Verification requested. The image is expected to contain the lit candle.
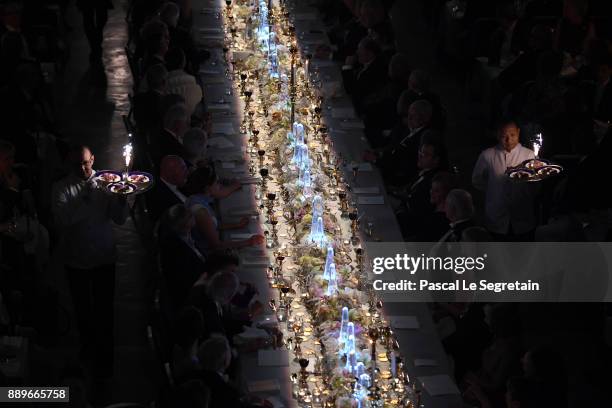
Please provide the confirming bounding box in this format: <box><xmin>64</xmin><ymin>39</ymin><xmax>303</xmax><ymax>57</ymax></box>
<box><xmin>533</xmin><ymin>133</ymin><xmax>543</xmax><ymax>157</ymax></box>
<box><xmin>122</xmin><ymin>142</ymin><xmax>133</xmax><ymax>180</ymax></box>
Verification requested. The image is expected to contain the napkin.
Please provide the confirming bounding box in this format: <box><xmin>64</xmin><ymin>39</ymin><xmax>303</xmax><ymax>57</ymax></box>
<box><xmin>358</xmin><ymin>196</ymin><xmax>384</xmax><ymax>205</ymax></box>
<box><xmin>294</xmin><ymin>12</ymin><xmax>317</xmax><ymax>20</ymax></box>
<box><xmin>267</xmin><ymin>396</ymin><xmax>286</xmax><ymax>408</ymax></box>
<box><xmin>418</xmin><ymin>375</ymin><xmax>460</xmax><ymax>396</ymax></box>
<box><xmin>202</xmin><ymin>75</ymin><xmax>226</xmax><ymax>84</ymax></box>
<box><xmin>230</xmin><ymin>233</ymin><xmax>254</xmax><ymax>240</ymax></box>
<box><xmin>239</xmin><ymin>176</ymin><xmax>261</xmax><ymax>185</ymax></box>
<box><xmin>228</xmin><ymin>206</ymin><xmax>259</xmax><ymax>216</ymax></box>
<box><xmin>340</xmin><ymin>120</ymin><xmax>365</xmax><ymax>130</ymax></box>
<box><xmin>331</xmin><ymin>107</ymin><xmax>356</xmax><ymax>119</ymax></box>
<box><xmin>258</xmin><ymin>350</ymin><xmax>290</xmax><ymax>367</ymax></box>
<box><xmin>358</xmin><ymin>162</ymin><xmax>373</xmax><ymax>171</ymax></box>
<box><xmin>208</xmin><ymin>137</ymin><xmax>234</xmax><ymax>149</ymax></box>
<box><xmin>248</xmin><ymin>379</ymin><xmax>281</xmax><ymax>393</ymax></box>
<box><xmin>211</xmin><ymin>122</ymin><xmax>236</xmax><ymax>135</ymax></box>
<box><xmin>199</xmin><ymin>67</ymin><xmax>223</xmax><ymax>75</ymax></box>
<box><xmin>389</xmin><ymin>316</ymin><xmax>420</xmax><ymax>329</ymax></box>
<box><xmin>198</xmin><ymin>27</ymin><xmax>223</xmax><ymax>34</ymax></box>
<box><xmin>242</xmin><ymin>256</ymin><xmax>271</xmax><ymax>267</ymax></box>
<box><xmin>414</xmin><ymin>358</ymin><xmax>439</xmax><ymax>367</ymax></box>
<box><xmin>235</xmin><ymin>325</ymin><xmax>269</xmax><ymax>340</ymax></box>
<box><xmin>353</xmin><ymin>186</ymin><xmax>380</xmax><ymax>194</ymax></box>
<box><xmin>256</xmin><ymin>315</ymin><xmax>279</xmax><ymax>330</ymax></box>
<box><xmin>208</xmin><ymin>103</ymin><xmax>231</xmax><ymax>111</ymax></box>
<box><xmin>200</xmin><ymin>7</ymin><xmax>220</xmax><ymax>14</ymax></box>
<box><xmin>199</xmin><ymin>33</ymin><xmax>225</xmax><ymax>41</ymax></box>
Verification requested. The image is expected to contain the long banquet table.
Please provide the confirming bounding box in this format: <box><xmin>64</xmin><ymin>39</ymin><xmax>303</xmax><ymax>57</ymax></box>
<box><xmin>192</xmin><ymin>1</ymin><xmax>462</xmax><ymax>407</ymax></box>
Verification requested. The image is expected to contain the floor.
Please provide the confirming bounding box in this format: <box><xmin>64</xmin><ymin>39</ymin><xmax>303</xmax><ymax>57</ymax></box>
<box><xmin>41</xmin><ymin>1</ymin><xmax>158</xmax><ymax>406</ymax></box>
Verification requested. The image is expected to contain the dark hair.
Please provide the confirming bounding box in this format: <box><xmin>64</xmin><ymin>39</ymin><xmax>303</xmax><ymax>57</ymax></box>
<box><xmin>431</xmin><ymin>171</ymin><xmax>457</xmax><ymax>192</ymax></box>
<box><xmin>204</xmin><ymin>251</ymin><xmax>240</xmax><ymax>276</ymax></box>
<box><xmin>420</xmin><ymin>132</ymin><xmax>449</xmax><ymax>169</ymax></box>
<box><xmin>0</xmin><ymin>139</ymin><xmax>15</xmax><ymax>156</ymax></box>
<box><xmin>537</xmin><ymin>50</ymin><xmax>563</xmax><ymax>78</ymax></box>
<box><xmin>526</xmin><ymin>345</ymin><xmax>567</xmax><ymax>384</ymax></box>
<box><xmin>174</xmin><ymin>306</ymin><xmax>204</xmax><ymax>349</ymax></box>
<box><xmin>145</xmin><ymin>32</ymin><xmax>166</xmax><ymax>55</ymax></box>
<box><xmin>506</xmin><ymin>376</ymin><xmax>542</xmax><ymax>408</ymax></box>
<box><xmin>183</xmin><ymin>165</ymin><xmax>216</xmax><ymax>196</ymax></box>
<box><xmin>165</xmin><ymin>47</ymin><xmax>186</xmax><ymax>71</ymax></box>
<box><xmin>496</xmin><ymin>117</ymin><xmax>520</xmax><ymax>131</ymax></box>
<box><xmin>359</xmin><ymin>36</ymin><xmax>382</xmax><ymax>56</ymax></box>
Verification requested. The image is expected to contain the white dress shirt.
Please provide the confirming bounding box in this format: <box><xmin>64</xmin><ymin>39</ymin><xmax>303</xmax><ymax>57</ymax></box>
<box><xmin>472</xmin><ymin>144</ymin><xmax>536</xmax><ymax>234</ymax></box>
<box><xmin>51</xmin><ymin>171</ymin><xmax>128</xmax><ymax>269</ymax></box>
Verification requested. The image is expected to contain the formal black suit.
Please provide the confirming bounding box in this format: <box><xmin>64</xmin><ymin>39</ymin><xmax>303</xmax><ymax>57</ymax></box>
<box><xmin>342</xmin><ymin>56</ymin><xmax>389</xmax><ymax>115</ymax></box>
<box><xmin>395</xmin><ymin>168</ymin><xmax>439</xmax><ymax>239</ymax></box>
<box><xmin>146</xmin><ymin>179</ymin><xmax>183</xmax><ymax>222</ymax></box>
<box><xmin>159</xmin><ymin>232</ymin><xmax>206</xmax><ymax>310</ymax></box>
<box><xmin>439</xmin><ymin>218</ymin><xmax>476</xmax><ymax>243</ymax></box>
<box><xmin>593</xmin><ymin>80</ymin><xmax>612</xmax><ymax>123</ymax></box>
<box><xmin>415</xmin><ymin>211</ymin><xmax>451</xmax><ymax>242</ymax></box>
<box><xmin>376</xmin><ymin>126</ymin><xmax>429</xmax><ymax>186</ymax></box>
<box><xmin>152</xmin><ymin>128</ymin><xmax>188</xmax><ymax>168</ymax></box>
<box><xmin>194</xmin><ymin>370</ymin><xmax>253</xmax><ymax>408</ymax></box>
<box><xmin>133</xmin><ymin>89</ymin><xmax>163</xmax><ymax>134</ymax></box>
<box><xmin>187</xmin><ymin>285</ymin><xmax>248</xmax><ymax>341</ymax></box>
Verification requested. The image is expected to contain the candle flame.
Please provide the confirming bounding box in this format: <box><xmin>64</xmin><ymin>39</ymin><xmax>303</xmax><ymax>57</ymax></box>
<box><xmin>533</xmin><ymin>133</ymin><xmax>543</xmax><ymax>157</ymax></box>
<box><xmin>123</xmin><ymin>143</ymin><xmax>133</xmax><ymax>168</ymax></box>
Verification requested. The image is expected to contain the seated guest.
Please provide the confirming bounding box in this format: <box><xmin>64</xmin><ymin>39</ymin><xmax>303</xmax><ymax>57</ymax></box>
<box><xmin>152</xmin><ymin>103</ymin><xmax>190</xmax><ymax>166</ymax></box>
<box><xmin>171</xmin><ymin>306</ymin><xmax>204</xmax><ymax>382</ymax></box>
<box><xmin>141</xmin><ymin>22</ymin><xmax>170</xmax><ymax>75</ymax></box>
<box><xmin>464</xmin><ymin>304</ymin><xmax>522</xmax><ymax>404</ymax></box>
<box><xmin>147</xmin><ymin>155</ymin><xmax>189</xmax><ymax>222</ymax></box>
<box><xmin>438</xmin><ymin>189</ymin><xmax>476</xmax><ymax>243</ymax></box>
<box><xmin>165</xmin><ymin>47</ymin><xmax>203</xmax><ymax>118</ymax></box>
<box><xmin>195</xmin><ymin>334</ymin><xmax>268</xmax><ymax>408</ymax></box>
<box><xmin>203</xmin><ymin>250</ymin><xmax>240</xmax><ymax>277</ymax></box>
<box><xmin>405</xmin><ymin>69</ymin><xmax>445</xmax><ymax>130</ymax></box>
<box><xmin>159</xmin><ymin>204</ymin><xmax>206</xmax><ymax>310</ymax></box>
<box><xmin>358</xmin><ymin>0</ymin><xmax>395</xmax><ymax>57</ymax></box>
<box><xmin>415</xmin><ymin>171</ymin><xmax>457</xmax><ymax>241</ymax></box>
<box><xmin>554</xmin><ymin>0</ymin><xmax>595</xmax><ymax>57</ymax></box>
<box><xmin>498</xmin><ymin>24</ymin><xmax>554</xmax><ymax>95</ymax></box>
<box><xmin>472</xmin><ymin>120</ymin><xmax>537</xmax><ymax>241</ymax></box>
<box><xmin>363</xmin><ymin>52</ymin><xmax>412</xmax><ymax>147</ymax></box>
<box><xmin>395</xmin><ymin>136</ymin><xmax>449</xmax><ymax>239</ymax></box>
<box><xmin>133</xmin><ymin>64</ymin><xmax>167</xmax><ymax>135</ymax></box>
<box><xmin>487</xmin><ymin>2</ymin><xmax>526</xmax><ymax>67</ymax></box>
<box><xmin>182</xmin><ymin>166</ymin><xmax>264</xmax><ymax>252</ymax></box>
<box><xmin>341</xmin><ymin>36</ymin><xmax>388</xmax><ymax>115</ymax></box>
<box><xmin>588</xmin><ymin>51</ymin><xmax>612</xmax><ymax>123</ymax></box>
<box><xmin>182</xmin><ymin>127</ymin><xmax>208</xmax><ymax>169</ymax></box>
<box><xmin>188</xmin><ymin>272</ymin><xmax>248</xmax><ymax>339</ymax></box>
<box><xmin>467</xmin><ymin>373</ymin><xmax>555</xmax><ymax>408</ymax></box>
<box><xmin>364</xmin><ymin>98</ymin><xmax>435</xmax><ymax>185</ymax></box>
<box><xmin>159</xmin><ymin>2</ymin><xmax>205</xmax><ymax>73</ymax></box>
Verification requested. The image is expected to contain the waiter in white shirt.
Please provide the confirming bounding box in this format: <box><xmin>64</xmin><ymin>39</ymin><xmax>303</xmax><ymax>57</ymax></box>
<box><xmin>472</xmin><ymin>120</ymin><xmax>537</xmax><ymax>241</ymax></box>
<box><xmin>52</xmin><ymin>145</ymin><xmax>128</xmax><ymax>379</ymax></box>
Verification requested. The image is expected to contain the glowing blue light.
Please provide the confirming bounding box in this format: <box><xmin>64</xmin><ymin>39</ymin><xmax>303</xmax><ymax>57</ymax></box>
<box><xmin>322</xmin><ymin>246</ymin><xmax>334</xmax><ymax>280</ymax></box>
<box><xmin>309</xmin><ymin>215</ymin><xmax>327</xmax><ymax>248</ymax></box>
<box><xmin>339</xmin><ymin>306</ymin><xmax>349</xmax><ymax>344</ymax></box>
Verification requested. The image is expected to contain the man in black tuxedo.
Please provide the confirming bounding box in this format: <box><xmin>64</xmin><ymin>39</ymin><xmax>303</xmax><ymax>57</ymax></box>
<box><xmin>364</xmin><ymin>98</ymin><xmax>435</xmax><ymax>186</ymax></box>
<box><xmin>342</xmin><ymin>36</ymin><xmax>389</xmax><ymax>115</ymax></box>
<box><xmin>76</xmin><ymin>0</ymin><xmax>113</xmax><ymax>62</ymax></box>
<box><xmin>438</xmin><ymin>189</ymin><xmax>476</xmax><ymax>243</ymax></box>
<box><xmin>194</xmin><ymin>334</ymin><xmax>267</xmax><ymax>408</ymax></box>
<box><xmin>153</xmin><ymin>104</ymin><xmax>189</xmax><ymax>167</ymax></box>
<box><xmin>147</xmin><ymin>155</ymin><xmax>188</xmax><ymax>222</ymax></box>
<box><xmin>395</xmin><ymin>136</ymin><xmax>449</xmax><ymax>238</ymax></box>
<box><xmin>133</xmin><ymin>64</ymin><xmax>167</xmax><ymax>136</ymax></box>
<box><xmin>158</xmin><ymin>204</ymin><xmax>206</xmax><ymax>311</ymax></box>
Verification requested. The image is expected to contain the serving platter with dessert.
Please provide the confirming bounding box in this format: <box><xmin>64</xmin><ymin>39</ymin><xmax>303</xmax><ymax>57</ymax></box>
<box><xmin>505</xmin><ymin>158</ymin><xmax>563</xmax><ymax>183</ymax></box>
<box><xmin>94</xmin><ymin>170</ymin><xmax>154</xmax><ymax>195</ymax></box>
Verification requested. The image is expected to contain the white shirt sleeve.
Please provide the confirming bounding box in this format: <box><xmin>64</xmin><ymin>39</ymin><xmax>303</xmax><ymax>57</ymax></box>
<box><xmin>472</xmin><ymin>150</ymin><xmax>489</xmax><ymax>191</ymax></box>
